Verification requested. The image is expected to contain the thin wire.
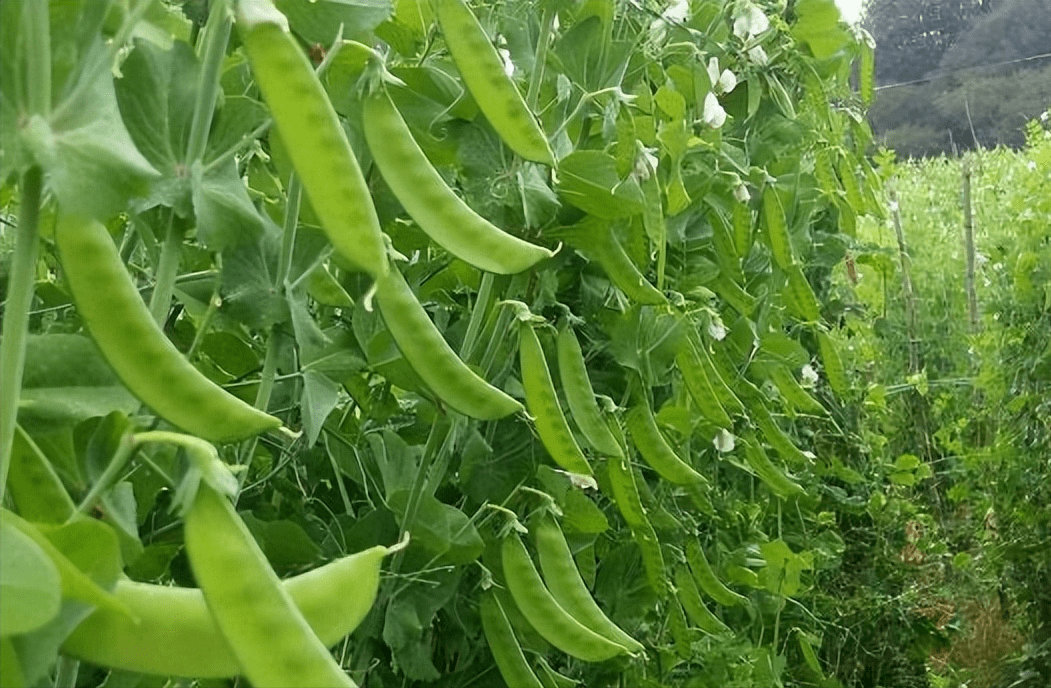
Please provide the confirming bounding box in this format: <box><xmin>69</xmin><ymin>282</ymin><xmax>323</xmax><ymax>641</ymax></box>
<box><xmin>874</xmin><ymin>51</ymin><xmax>1051</xmax><ymax>91</ymax></box>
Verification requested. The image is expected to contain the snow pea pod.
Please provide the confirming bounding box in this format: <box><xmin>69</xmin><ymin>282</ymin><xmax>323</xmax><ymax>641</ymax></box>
<box><xmin>534</xmin><ymin>513</ymin><xmax>643</xmax><ymax>654</ymax></box>
<box><xmin>501</xmin><ymin>532</ymin><xmax>626</xmax><ymax>662</ymax></box>
<box><xmin>54</xmin><ymin>214</ymin><xmax>281</xmax><ymax>443</ymax></box>
<box><xmin>684</xmin><ymin>539</ymin><xmax>747</xmax><ymax>608</ymax></box>
<box><xmin>236</xmin><ymin>1</ymin><xmax>387</xmax><ymax>278</ymax></box>
<box><xmin>362</xmin><ymin>89</ymin><xmax>553</xmax><ymax>274</ymax></box>
<box><xmin>625</xmin><ymin>400</ymin><xmax>708</xmax><ymax>486</ymax></box>
<box><xmin>555</xmin><ymin>326</ymin><xmax>622</xmax><ymax>457</ymax></box>
<box><xmin>183</xmin><ymin>483</ymin><xmax>356</xmax><ymax>687</ymax></box>
<box><xmin>479</xmin><ymin>590</ymin><xmax>545</xmax><ymax>688</ymax></box>
<box><xmin>436</xmin><ymin>0</ymin><xmax>554</xmax><ymax>166</ymax></box>
<box><xmin>518</xmin><ymin>323</ymin><xmax>593</xmax><ymax>476</ymax></box>
<box><xmin>374</xmin><ymin>265</ymin><xmax>522</xmax><ymax>419</ymax></box>
<box><xmin>61</xmin><ymin>544</ymin><xmax>390</xmax><ymax>678</ymax></box>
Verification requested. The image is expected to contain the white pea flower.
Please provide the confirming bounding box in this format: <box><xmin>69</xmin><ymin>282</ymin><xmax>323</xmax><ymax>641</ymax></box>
<box><xmin>702</xmin><ymin>92</ymin><xmax>727</xmax><ymax>128</ymax></box>
<box><xmin>708</xmin><ymin>319</ymin><xmax>727</xmax><ymax>341</ymax></box>
<box><xmin>801</xmin><ymin>364</ymin><xmax>819</xmax><ymax>386</ymax></box>
<box><xmin>733</xmin><ymin>182</ymin><xmax>751</xmax><ymax>203</ymax></box>
<box><xmin>497</xmin><ymin>47</ymin><xmax>514</xmax><ymax>77</ymax></box>
<box><xmin>748</xmin><ymin>45</ymin><xmax>769</xmax><ymax>65</ymax></box>
<box><xmin>733</xmin><ymin>1</ymin><xmax>770</xmax><ymax>39</ymax></box>
<box><xmin>713</xmin><ymin>429</ymin><xmax>736</xmax><ymax>453</ymax></box>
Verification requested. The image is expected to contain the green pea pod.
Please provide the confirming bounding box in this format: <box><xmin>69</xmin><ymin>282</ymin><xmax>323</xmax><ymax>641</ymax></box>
<box><xmin>684</xmin><ymin>539</ymin><xmax>747</xmax><ymax>608</ymax></box>
<box><xmin>762</xmin><ymin>187</ymin><xmax>794</xmax><ymax>270</ymax></box>
<box><xmin>742</xmin><ymin>439</ymin><xmax>804</xmax><ymax>500</ymax></box>
<box><xmin>236</xmin><ymin>2</ymin><xmax>388</xmax><ymax>278</ymax></box>
<box><xmin>54</xmin><ymin>214</ymin><xmax>282</xmax><ymax>443</ymax></box>
<box><xmin>6</xmin><ymin>426</ymin><xmax>76</xmax><ymax>523</ymax></box>
<box><xmin>766</xmin><ymin>364</ymin><xmax>825</xmax><ymax>416</ymax></box>
<box><xmin>375</xmin><ymin>266</ymin><xmax>522</xmax><ymax>420</ymax></box>
<box><xmin>691</xmin><ymin>337</ymin><xmax>747</xmax><ymax>417</ymax></box>
<box><xmin>816</xmin><ymin>330</ymin><xmax>849</xmax><ymax>397</ymax></box>
<box><xmin>673</xmin><ymin>566</ymin><xmax>730</xmax><ymax>635</ymax></box>
<box><xmin>501</xmin><ymin>532</ymin><xmax>626</xmax><ymax>662</ymax></box>
<box><xmin>479</xmin><ymin>590</ymin><xmax>545</xmax><ymax>688</ymax></box>
<box><xmin>751</xmin><ymin>403</ymin><xmax>811</xmax><ymax>467</ymax></box>
<box><xmin>184</xmin><ymin>483</ymin><xmax>356</xmax><ymax>687</ymax></box>
<box><xmin>606</xmin><ymin>454</ymin><xmax>647</xmax><ymax>530</ymax></box>
<box><xmin>591</xmin><ymin>224</ymin><xmax>666</xmax><ymax>305</ymax></box>
<box><xmin>362</xmin><ymin>89</ymin><xmax>553</xmax><ymax>274</ymax></box>
<box><xmin>518</xmin><ymin>323</ymin><xmax>593</xmax><ymax>476</ymax></box>
<box><xmin>534</xmin><ymin>514</ymin><xmax>644</xmax><ymax>654</ymax></box>
<box><xmin>625</xmin><ymin>400</ymin><xmax>707</xmax><ymax>486</ymax></box>
<box><xmin>785</xmin><ymin>264</ymin><xmax>822</xmax><ymax>322</ymax></box>
<box><xmin>555</xmin><ymin>326</ymin><xmax>622</xmax><ymax>457</ymax></box>
<box><xmin>62</xmin><ymin>545</ymin><xmax>390</xmax><ymax>677</ymax></box>
<box><xmin>675</xmin><ymin>342</ymin><xmax>733</xmax><ymax>428</ymax></box>
<box><xmin>436</xmin><ymin>0</ymin><xmax>554</xmax><ymax>166</ymax></box>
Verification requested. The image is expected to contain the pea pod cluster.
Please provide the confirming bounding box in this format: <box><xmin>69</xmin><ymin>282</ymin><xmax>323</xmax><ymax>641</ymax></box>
<box><xmin>501</xmin><ymin>531</ymin><xmax>627</xmax><ymax>662</ymax></box>
<box><xmin>62</xmin><ymin>544</ymin><xmax>391</xmax><ymax>678</ymax></box>
<box><xmin>362</xmin><ymin>89</ymin><xmax>554</xmax><ymax>274</ymax></box>
<box><xmin>54</xmin><ymin>214</ymin><xmax>282</xmax><ymax>443</ymax></box>
<box><xmin>533</xmin><ymin>513</ymin><xmax>644</xmax><ymax>654</ymax></box>
<box><xmin>184</xmin><ymin>483</ymin><xmax>357</xmax><ymax>687</ymax></box>
<box><xmin>436</xmin><ymin>0</ymin><xmax>554</xmax><ymax>166</ymax></box>
<box><xmin>235</xmin><ymin>1</ymin><xmax>388</xmax><ymax>278</ymax></box>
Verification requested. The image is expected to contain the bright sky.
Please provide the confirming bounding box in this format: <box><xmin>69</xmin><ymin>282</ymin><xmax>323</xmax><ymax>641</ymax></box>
<box><xmin>834</xmin><ymin>0</ymin><xmax>865</xmax><ymax>24</ymax></box>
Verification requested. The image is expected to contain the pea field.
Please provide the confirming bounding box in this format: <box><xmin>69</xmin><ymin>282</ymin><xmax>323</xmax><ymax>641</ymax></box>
<box><xmin>0</xmin><ymin>1</ymin><xmax>1048</xmax><ymax>687</ymax></box>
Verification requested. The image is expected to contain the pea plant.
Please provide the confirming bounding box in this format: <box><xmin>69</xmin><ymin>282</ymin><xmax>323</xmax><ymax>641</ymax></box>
<box><xmin>0</xmin><ymin>0</ymin><xmax>880</xmax><ymax>686</ymax></box>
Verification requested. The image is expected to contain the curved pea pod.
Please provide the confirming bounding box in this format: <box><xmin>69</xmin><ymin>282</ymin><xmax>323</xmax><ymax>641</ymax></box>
<box><xmin>785</xmin><ymin>264</ymin><xmax>822</xmax><ymax>322</ymax></box>
<box><xmin>762</xmin><ymin>187</ymin><xmax>794</xmax><ymax>270</ymax></box>
<box><xmin>673</xmin><ymin>566</ymin><xmax>731</xmax><ymax>635</ymax></box>
<box><xmin>555</xmin><ymin>326</ymin><xmax>622</xmax><ymax>457</ymax></box>
<box><xmin>54</xmin><ymin>214</ymin><xmax>282</xmax><ymax>443</ymax></box>
<box><xmin>590</xmin><ymin>224</ymin><xmax>666</xmax><ymax>305</ymax></box>
<box><xmin>709</xmin><ymin>272</ymin><xmax>757</xmax><ymax>316</ymax></box>
<box><xmin>691</xmin><ymin>338</ymin><xmax>747</xmax><ymax>417</ymax></box>
<box><xmin>362</xmin><ymin>89</ymin><xmax>554</xmax><ymax>274</ymax></box>
<box><xmin>625</xmin><ymin>401</ymin><xmax>708</xmax><ymax>486</ymax></box>
<box><xmin>684</xmin><ymin>539</ymin><xmax>747</xmax><ymax>608</ymax></box>
<box><xmin>534</xmin><ymin>514</ymin><xmax>644</xmax><ymax>654</ymax></box>
<box><xmin>479</xmin><ymin>590</ymin><xmax>545</xmax><ymax>688</ymax></box>
<box><xmin>766</xmin><ymin>364</ymin><xmax>825</xmax><ymax>416</ymax></box>
<box><xmin>6</xmin><ymin>427</ymin><xmax>76</xmax><ymax>523</ymax></box>
<box><xmin>184</xmin><ymin>483</ymin><xmax>356</xmax><ymax>687</ymax></box>
<box><xmin>742</xmin><ymin>440</ymin><xmax>804</xmax><ymax>499</ymax></box>
<box><xmin>518</xmin><ymin>323</ymin><xmax>593</xmax><ymax>476</ymax></box>
<box><xmin>816</xmin><ymin>330</ymin><xmax>849</xmax><ymax>397</ymax></box>
<box><xmin>236</xmin><ymin>3</ymin><xmax>387</xmax><ymax>278</ymax></box>
<box><xmin>732</xmin><ymin>202</ymin><xmax>752</xmax><ymax>256</ymax></box>
<box><xmin>675</xmin><ymin>341</ymin><xmax>732</xmax><ymax>428</ymax></box>
<box><xmin>606</xmin><ymin>453</ymin><xmax>648</xmax><ymax>531</ymax></box>
<box><xmin>501</xmin><ymin>532</ymin><xmax>627</xmax><ymax>662</ymax></box>
<box><xmin>61</xmin><ymin>544</ymin><xmax>390</xmax><ymax>677</ymax></box>
<box><xmin>436</xmin><ymin>0</ymin><xmax>554</xmax><ymax>166</ymax></box>
<box><xmin>375</xmin><ymin>266</ymin><xmax>522</xmax><ymax>420</ymax></box>
<box><xmin>750</xmin><ymin>402</ymin><xmax>811</xmax><ymax>467</ymax></box>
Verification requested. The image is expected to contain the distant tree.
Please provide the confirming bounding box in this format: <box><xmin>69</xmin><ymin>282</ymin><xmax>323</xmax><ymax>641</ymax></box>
<box><xmin>938</xmin><ymin>0</ymin><xmax>1051</xmax><ymax>72</ymax></box>
<box><xmin>862</xmin><ymin>0</ymin><xmax>992</xmax><ymax>83</ymax></box>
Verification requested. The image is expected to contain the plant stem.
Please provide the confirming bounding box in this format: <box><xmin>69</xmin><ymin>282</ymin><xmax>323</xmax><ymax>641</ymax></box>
<box><xmin>0</xmin><ymin>168</ymin><xmax>43</xmax><ymax>505</ymax></box>
<box><xmin>526</xmin><ymin>2</ymin><xmax>556</xmax><ymax>110</ymax></box>
<box><xmin>25</xmin><ymin>1</ymin><xmax>51</xmax><ymax>117</ymax></box>
<box><xmin>148</xmin><ymin>212</ymin><xmax>181</xmax><ymax>325</ymax></box>
<box><xmin>186</xmin><ymin>0</ymin><xmax>232</xmax><ymax>164</ymax></box>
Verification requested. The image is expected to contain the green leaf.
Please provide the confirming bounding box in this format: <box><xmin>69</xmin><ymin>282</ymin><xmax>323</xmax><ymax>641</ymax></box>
<box><xmin>0</xmin><ymin>520</ymin><xmax>61</xmax><ymax>637</ymax></box>
<box><xmin>758</xmin><ymin>539</ymin><xmax>812</xmax><ymax>597</ymax></box>
<box><xmin>557</xmin><ymin>151</ymin><xmax>646</xmax><ymax>219</ymax></box>
<box><xmin>300</xmin><ymin>369</ymin><xmax>341</xmax><ymax>447</ymax></box>
<box><xmin>790</xmin><ymin>0</ymin><xmax>849</xmax><ymax>60</ymax></box>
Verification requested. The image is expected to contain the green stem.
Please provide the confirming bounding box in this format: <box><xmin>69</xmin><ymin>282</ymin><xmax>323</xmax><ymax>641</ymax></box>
<box><xmin>24</xmin><ymin>1</ymin><xmax>51</xmax><ymax>117</ymax></box>
<box><xmin>459</xmin><ymin>272</ymin><xmax>496</xmax><ymax>362</ymax></box>
<box><xmin>278</xmin><ymin>174</ymin><xmax>302</xmax><ymax>291</ymax></box>
<box><xmin>69</xmin><ymin>432</ymin><xmax>137</xmax><ymax>522</ymax></box>
<box><xmin>53</xmin><ymin>656</ymin><xmax>79</xmax><ymax>688</ymax></box>
<box><xmin>186</xmin><ymin>0</ymin><xmax>233</xmax><ymax>164</ymax></box>
<box><xmin>148</xmin><ymin>213</ymin><xmax>181</xmax><ymax>326</ymax></box>
<box><xmin>0</xmin><ymin>168</ymin><xmax>43</xmax><ymax>505</ymax></box>
<box><xmin>526</xmin><ymin>2</ymin><xmax>556</xmax><ymax>110</ymax></box>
